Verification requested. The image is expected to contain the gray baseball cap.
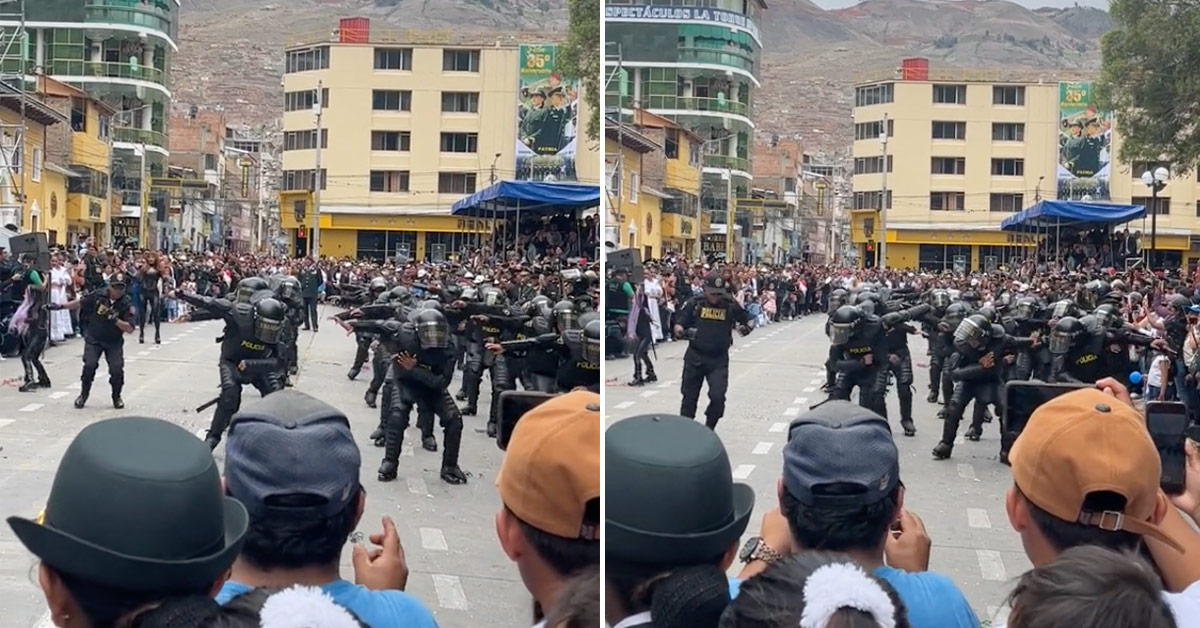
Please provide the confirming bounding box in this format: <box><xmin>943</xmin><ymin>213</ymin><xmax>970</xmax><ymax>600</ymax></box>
<box><xmin>224</xmin><ymin>390</ymin><xmax>361</xmax><ymax>518</ymax></box>
<box><xmin>782</xmin><ymin>401</ymin><xmax>899</xmax><ymax>508</ymax></box>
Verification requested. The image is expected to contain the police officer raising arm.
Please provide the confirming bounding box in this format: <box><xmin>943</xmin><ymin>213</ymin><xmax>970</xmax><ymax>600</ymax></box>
<box><xmin>673</xmin><ymin>274</ymin><xmax>753</xmax><ymax>430</ymax></box>
<box><xmin>49</xmin><ymin>273</ymin><xmax>136</xmax><ymax>410</ymax></box>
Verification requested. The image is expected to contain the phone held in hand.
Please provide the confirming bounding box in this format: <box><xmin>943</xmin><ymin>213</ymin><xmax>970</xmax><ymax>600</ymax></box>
<box><xmin>497</xmin><ymin>391</ymin><xmax>557</xmax><ymax>451</ymax></box>
<box><xmin>1004</xmin><ymin>381</ymin><xmax>1091</xmax><ymax>440</ymax></box>
<box><xmin>1145</xmin><ymin>401</ymin><xmax>1189</xmax><ymax>495</ymax></box>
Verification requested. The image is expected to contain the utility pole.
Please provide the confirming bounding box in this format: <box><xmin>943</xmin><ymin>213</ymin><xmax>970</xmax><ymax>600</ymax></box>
<box><xmin>0</xmin><ymin>0</ymin><xmax>27</xmax><ymax>231</ymax></box>
<box><xmin>310</xmin><ymin>80</ymin><xmax>323</xmax><ymax>258</ymax></box>
<box><xmin>878</xmin><ymin>112</ymin><xmax>889</xmax><ymax>269</ymax></box>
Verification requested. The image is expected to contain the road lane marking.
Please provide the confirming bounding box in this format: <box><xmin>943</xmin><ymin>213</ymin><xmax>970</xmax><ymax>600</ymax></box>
<box><xmin>431</xmin><ymin>574</ymin><xmax>469</xmax><ymax>610</ymax></box>
<box><xmin>420</xmin><ymin>527</ymin><xmax>448</xmax><ymax>551</ymax></box>
<box><xmin>68</xmin><ymin>382</ymin><xmax>81</xmax><ymax>389</ymax></box>
<box><xmin>794</xmin><ymin>397</ymin><xmax>808</xmax><ymax>405</ymax></box>
<box><xmin>783</xmin><ymin>407</ymin><xmax>800</xmax><ymax>417</ymax></box>
<box><xmin>615</xmin><ymin>401</ymin><xmax>635</xmax><ymax>410</ymax></box>
<box><xmin>810</xmin><ymin>377</ymin><xmax>824</xmax><ymax>385</ymax></box>
<box><xmin>977</xmin><ymin>549</ymin><xmax>1006</xmax><ymax>581</ymax></box>
<box><xmin>19</xmin><ymin>404</ymin><xmax>42</xmax><ymax>412</ymax></box>
<box><xmin>802</xmin><ymin>386</ymin><xmax>816</xmax><ymax>393</ymax></box>
<box><xmin>48</xmin><ymin>392</ymin><xmax>69</xmax><ymax>400</ymax></box>
<box><xmin>732</xmin><ymin>464</ymin><xmax>755</xmax><ymax>479</ymax></box>
<box><xmin>0</xmin><ymin>419</ymin><xmax>14</xmax><ymax>429</ymax></box>
<box><xmin>752</xmin><ymin>442</ymin><xmax>773</xmax><ymax>455</ymax></box>
<box><xmin>967</xmin><ymin>508</ymin><xmax>992</xmax><ymax>529</ymax></box>
<box><xmin>769</xmin><ymin>422</ymin><xmax>788</xmax><ymax>433</ymax></box>
<box><xmin>407</xmin><ymin>478</ymin><xmax>428</xmax><ymax>495</ymax></box>
<box><xmin>957</xmin><ymin>464</ymin><xmax>976</xmax><ymax>480</ymax></box>
<box><xmin>137</xmin><ymin>351</ymin><xmax>149</xmax><ymax>356</ymax></box>
<box><xmin>640</xmin><ymin>390</ymin><xmax>659</xmax><ymax>398</ymax></box>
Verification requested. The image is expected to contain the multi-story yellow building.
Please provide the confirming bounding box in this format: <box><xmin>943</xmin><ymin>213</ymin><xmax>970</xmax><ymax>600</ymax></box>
<box><xmin>278</xmin><ymin>19</ymin><xmax>599</xmax><ymax>259</ymax></box>
<box><xmin>606</xmin><ymin>120</ymin><xmax>664</xmax><ymax>260</ymax></box>
<box><xmin>850</xmin><ymin>61</ymin><xmax>1200</xmax><ymax>271</ymax></box>
<box><xmin>0</xmin><ymin>84</ymin><xmax>69</xmax><ymax>245</ymax></box>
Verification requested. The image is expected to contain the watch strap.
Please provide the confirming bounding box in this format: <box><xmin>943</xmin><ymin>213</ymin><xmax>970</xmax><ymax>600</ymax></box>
<box><xmin>750</xmin><ymin>539</ymin><xmax>784</xmax><ymax>564</ymax></box>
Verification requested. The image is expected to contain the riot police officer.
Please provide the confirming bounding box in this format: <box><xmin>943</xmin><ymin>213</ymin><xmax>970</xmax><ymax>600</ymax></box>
<box><xmin>673</xmin><ymin>274</ymin><xmax>753</xmax><ymax>430</ymax></box>
<box><xmin>347</xmin><ymin>277</ymin><xmax>389</xmax><ymax>380</ymax></box>
<box><xmin>50</xmin><ymin>273</ymin><xmax>136</xmax><ymax>409</ymax></box>
<box><xmin>827</xmin><ymin>304</ymin><xmax>888</xmax><ymax>417</ymax></box>
<box><xmin>488</xmin><ymin>310</ymin><xmax>602</xmax><ymax>393</ymax></box>
<box><xmin>180</xmin><ymin>290</ymin><xmax>287</xmax><ymax>449</ymax></box>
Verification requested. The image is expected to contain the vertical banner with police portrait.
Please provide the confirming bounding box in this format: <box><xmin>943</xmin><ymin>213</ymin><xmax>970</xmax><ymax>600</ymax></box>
<box><xmin>1056</xmin><ymin>81</ymin><xmax>1112</xmax><ymax>201</ymax></box>
<box><xmin>516</xmin><ymin>44</ymin><xmax>578</xmax><ymax>182</ymax></box>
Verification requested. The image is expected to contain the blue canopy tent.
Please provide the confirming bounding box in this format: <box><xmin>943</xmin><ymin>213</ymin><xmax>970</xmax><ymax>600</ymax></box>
<box><xmin>1000</xmin><ymin>200</ymin><xmax>1146</xmax><ymax>265</ymax></box>
<box><xmin>450</xmin><ymin>181</ymin><xmax>601</xmax><ymax>257</ymax></box>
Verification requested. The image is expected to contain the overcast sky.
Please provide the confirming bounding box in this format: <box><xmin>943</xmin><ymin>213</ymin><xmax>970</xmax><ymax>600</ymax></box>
<box><xmin>811</xmin><ymin>0</ymin><xmax>1109</xmax><ymax>9</ymax></box>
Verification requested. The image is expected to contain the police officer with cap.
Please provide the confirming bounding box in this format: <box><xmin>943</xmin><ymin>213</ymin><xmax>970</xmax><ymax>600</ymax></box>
<box><xmin>673</xmin><ymin>274</ymin><xmax>753</xmax><ymax>430</ymax></box>
<box><xmin>50</xmin><ymin>272</ymin><xmax>136</xmax><ymax>409</ymax></box>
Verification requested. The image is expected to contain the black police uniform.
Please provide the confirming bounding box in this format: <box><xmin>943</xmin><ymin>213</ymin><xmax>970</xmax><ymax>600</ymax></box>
<box><xmin>299</xmin><ymin>267</ymin><xmax>322</xmax><ymax>330</ymax></box>
<box><xmin>675</xmin><ymin>276</ymin><xmax>752</xmax><ymax>429</ymax></box>
<box><xmin>137</xmin><ymin>265</ymin><xmax>162</xmax><ymax>344</ymax></box>
<box><xmin>828</xmin><ymin>306</ymin><xmax>889</xmax><ymax>418</ymax></box>
<box><xmin>71</xmin><ymin>286</ymin><xmax>136</xmax><ymax>408</ymax></box>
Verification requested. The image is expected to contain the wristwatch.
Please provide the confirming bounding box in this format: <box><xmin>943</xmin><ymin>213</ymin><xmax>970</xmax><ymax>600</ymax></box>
<box><xmin>739</xmin><ymin>536</ymin><xmax>784</xmax><ymax>565</ymax></box>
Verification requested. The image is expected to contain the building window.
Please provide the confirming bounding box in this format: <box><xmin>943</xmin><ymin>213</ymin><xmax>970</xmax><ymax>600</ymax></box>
<box><xmin>992</xmin><ymin>123</ymin><xmax>1024</xmax><ymax>142</ymax></box>
<box><xmin>440</xmin><ymin>132</ymin><xmax>478</xmax><ymax>153</ymax></box>
<box><xmin>991</xmin><ymin>158</ymin><xmax>1024</xmax><ymax>176</ymax></box>
<box><xmin>370</xmin><ymin>131</ymin><xmax>411</xmax><ymax>152</ymax></box>
<box><xmin>443</xmin><ymin>49</ymin><xmax>481</xmax><ymax>72</ymax></box>
<box><xmin>374</xmin><ymin>47</ymin><xmax>412</xmax><ymax>70</ymax></box>
<box><xmin>70</xmin><ymin>98</ymin><xmax>87</xmax><ymax>132</ymax></box>
<box><xmin>932</xmin><ymin>84</ymin><xmax>966</xmax><ymax>104</ymax></box>
<box><xmin>441</xmin><ymin>92</ymin><xmax>479</xmax><ymax>113</ymax></box>
<box><xmin>665</xmin><ymin>128</ymin><xmax>679</xmax><ymax>159</ymax></box>
<box><xmin>285</xmin><ymin>46</ymin><xmax>329</xmax><ymax>73</ymax></box>
<box><xmin>1132</xmin><ymin>161</ymin><xmax>1169</xmax><ymax>178</ymax></box>
<box><xmin>438</xmin><ymin>172</ymin><xmax>477</xmax><ymax>194</ymax></box>
<box><xmin>369</xmin><ymin>170</ymin><xmax>410</xmax><ymax>192</ymax></box>
<box><xmin>853</xmin><ymin>190</ymin><xmax>892</xmax><ymax>210</ymax></box>
<box><xmin>98</xmin><ymin>115</ymin><xmax>110</xmax><ymax>140</ymax></box>
<box><xmin>630</xmin><ymin>172</ymin><xmax>640</xmax><ymax>204</ymax></box>
<box><xmin>932</xmin><ymin>121</ymin><xmax>966</xmax><ymax>140</ymax></box>
<box><xmin>283</xmin><ymin>129</ymin><xmax>328</xmax><ymax>151</ymax></box>
<box><xmin>993</xmin><ymin>85</ymin><xmax>1025</xmax><ymax>106</ymax></box>
<box><xmin>284</xmin><ymin>89</ymin><xmax>328</xmax><ymax>112</ymax></box>
<box><xmin>930</xmin><ymin>191</ymin><xmax>966</xmax><ymax>211</ymax></box>
<box><xmin>204</xmin><ymin>154</ymin><xmax>218</xmax><ymax>170</ymax></box>
<box><xmin>931</xmin><ymin>157</ymin><xmax>965</xmax><ymax>175</ymax></box>
<box><xmin>919</xmin><ymin>244</ymin><xmax>971</xmax><ymax>272</ymax></box>
<box><xmin>282</xmin><ymin>169</ymin><xmax>327</xmax><ymax>191</ymax></box>
<box><xmin>854</xmin><ymin>82</ymin><xmax>893</xmax><ymax>107</ymax></box>
<box><xmin>854</xmin><ymin>119</ymin><xmax>893</xmax><ymax>140</ymax></box>
<box><xmin>1195</xmin><ymin>201</ymin><xmax>1200</xmax><ymax>217</ymax></box>
<box><xmin>854</xmin><ymin>155</ymin><xmax>892</xmax><ymax>175</ymax></box>
<box><xmin>990</xmin><ymin>193</ymin><xmax>1024</xmax><ymax>212</ymax></box>
<box><xmin>372</xmin><ymin>90</ymin><xmax>412</xmax><ymax>111</ymax></box>
<box><xmin>30</xmin><ymin>146</ymin><xmax>41</xmax><ymax>182</ymax></box>
<box><xmin>1133</xmin><ymin>196</ymin><xmax>1170</xmax><ymax>215</ymax></box>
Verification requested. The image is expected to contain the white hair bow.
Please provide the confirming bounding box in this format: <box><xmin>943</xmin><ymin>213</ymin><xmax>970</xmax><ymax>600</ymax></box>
<box><xmin>798</xmin><ymin>563</ymin><xmax>897</xmax><ymax>628</ymax></box>
<box><xmin>258</xmin><ymin>585</ymin><xmax>362</xmax><ymax>628</ymax></box>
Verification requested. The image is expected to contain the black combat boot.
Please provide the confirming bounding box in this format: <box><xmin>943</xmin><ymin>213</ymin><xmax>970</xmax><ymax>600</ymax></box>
<box><xmin>74</xmin><ymin>381</ymin><xmax>91</xmax><ymax>409</ymax></box>
<box><xmin>422</xmin><ymin>435</ymin><xmax>438</xmax><ymax>452</ymax></box>
<box><xmin>440</xmin><ymin>429</ymin><xmax>466</xmax><ymax>485</ymax></box>
<box><xmin>364</xmin><ymin>389</ymin><xmax>377</xmax><ymax>408</ymax></box>
<box><xmin>347</xmin><ymin>367</ymin><xmax>360</xmax><ymax>381</ymax></box>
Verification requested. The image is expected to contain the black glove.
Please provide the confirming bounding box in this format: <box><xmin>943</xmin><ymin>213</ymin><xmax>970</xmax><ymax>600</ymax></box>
<box><xmin>882</xmin><ymin>312</ymin><xmax>902</xmax><ymax>328</ymax></box>
<box><xmin>46</xmin><ymin>303</ymin><xmax>61</xmax><ymax>311</ymax></box>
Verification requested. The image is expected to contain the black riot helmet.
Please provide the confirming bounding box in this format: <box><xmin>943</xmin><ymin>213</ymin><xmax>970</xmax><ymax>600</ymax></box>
<box><xmin>977</xmin><ymin>306</ymin><xmax>998</xmax><ymax>324</ymax></box>
<box><xmin>481</xmin><ymin>286</ymin><xmax>506</xmax><ymax>307</ymax></box>
<box><xmin>943</xmin><ymin>302</ymin><xmax>970</xmax><ymax>330</ymax></box>
<box><xmin>960</xmin><ymin>290</ymin><xmax>980</xmax><ymax>307</ymax></box>
<box><xmin>253</xmin><ymin>297</ymin><xmax>286</xmax><ymax>345</ymax></box>
<box><xmin>277</xmin><ymin>276</ymin><xmax>300</xmax><ymax>301</ymax></box>
<box><xmin>389</xmin><ymin>285</ymin><xmax>412</xmax><ymax>305</ymax></box>
<box><xmin>414</xmin><ymin>308</ymin><xmax>450</xmax><ymax>349</ymax></box>
<box><xmin>954</xmin><ymin>314</ymin><xmax>991</xmax><ymax>351</ymax></box>
<box><xmin>553</xmin><ymin>299</ymin><xmax>578</xmax><ymax>332</ymax></box>
<box><xmin>420</xmin><ymin>299</ymin><xmax>443</xmax><ymax>312</ymax></box>
<box><xmin>1170</xmin><ymin>294</ymin><xmax>1191</xmax><ymax>316</ymax></box>
<box><xmin>828</xmin><ymin>305</ymin><xmax>862</xmax><ymax>346</ymax></box>
<box><xmin>1012</xmin><ymin>297</ymin><xmax>1038</xmax><ymax>322</ymax></box>
<box><xmin>857</xmin><ymin>297</ymin><xmax>879</xmax><ymax>317</ymax></box>
<box><xmin>1127</xmin><ymin>291</ymin><xmax>1144</xmax><ymax>306</ymax></box>
<box><xmin>1049</xmin><ymin>299</ymin><xmax>1082</xmax><ymax>323</ymax></box>
<box><xmin>829</xmin><ymin>289</ymin><xmax>847</xmax><ymax>313</ymax></box>
<box><xmin>1093</xmin><ymin>303</ymin><xmax>1122</xmax><ymax>330</ymax></box>
<box><xmin>526</xmin><ymin>295</ymin><xmax>553</xmax><ymax>318</ymax></box>
<box><xmin>1049</xmin><ymin>316</ymin><xmax>1086</xmax><ymax>355</ymax></box>
<box><xmin>581</xmin><ymin>312</ymin><xmax>601</xmax><ymax>364</ymax></box>
<box><xmin>929</xmin><ymin>289</ymin><xmax>951</xmax><ymax>311</ymax></box>
<box><xmin>236</xmin><ymin>277</ymin><xmax>269</xmax><ymax>304</ymax></box>
<box><xmin>369</xmin><ymin>276</ymin><xmax>388</xmax><ymax>294</ymax></box>
<box><xmin>995</xmin><ymin>292</ymin><xmax>1012</xmax><ymax>312</ymax></box>
<box><xmin>1086</xmin><ymin>279</ymin><xmax>1111</xmax><ymax>301</ymax></box>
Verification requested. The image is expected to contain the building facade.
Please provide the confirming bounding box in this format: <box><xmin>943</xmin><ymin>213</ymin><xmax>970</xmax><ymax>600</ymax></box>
<box><xmin>607</xmin><ymin>121</ymin><xmax>664</xmax><ymax>260</ymax></box>
<box><xmin>278</xmin><ymin>19</ymin><xmax>599</xmax><ymax>260</ymax></box>
<box><xmin>0</xmin><ymin>85</ymin><xmax>69</xmax><ymax>244</ymax></box>
<box><xmin>605</xmin><ymin>0</ymin><xmax>766</xmax><ymax>262</ymax></box>
<box><xmin>12</xmin><ymin>0</ymin><xmax>179</xmax><ymax>248</ymax></box>
<box><xmin>851</xmin><ymin>61</ymin><xmax>1200</xmax><ymax>271</ymax></box>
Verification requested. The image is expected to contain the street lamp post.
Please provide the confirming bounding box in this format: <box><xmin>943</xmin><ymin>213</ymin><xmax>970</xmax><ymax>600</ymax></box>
<box><xmin>1141</xmin><ymin>166</ymin><xmax>1169</xmax><ymax>267</ymax></box>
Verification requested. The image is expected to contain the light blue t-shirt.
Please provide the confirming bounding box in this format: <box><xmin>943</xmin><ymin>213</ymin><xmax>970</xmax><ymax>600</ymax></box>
<box><xmin>217</xmin><ymin>578</ymin><xmax>440</xmax><ymax>628</ymax></box>
<box><xmin>730</xmin><ymin>565</ymin><xmax>981</xmax><ymax>628</ymax></box>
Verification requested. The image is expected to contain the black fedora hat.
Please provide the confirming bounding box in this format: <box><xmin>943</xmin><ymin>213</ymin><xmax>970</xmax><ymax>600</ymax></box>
<box><xmin>8</xmin><ymin>417</ymin><xmax>248</xmax><ymax>593</ymax></box>
<box><xmin>606</xmin><ymin>415</ymin><xmax>754</xmax><ymax>564</ymax></box>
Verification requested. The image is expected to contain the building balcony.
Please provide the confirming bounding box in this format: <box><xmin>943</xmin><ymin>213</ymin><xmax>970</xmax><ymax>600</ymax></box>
<box><xmin>643</xmin><ymin>94</ymin><xmax>751</xmax><ymax>119</ymax></box>
<box><xmin>45</xmin><ymin>60</ymin><xmax>169</xmax><ymax>90</ymax></box>
<box><xmin>85</xmin><ymin>0</ymin><xmax>178</xmax><ymax>40</ymax></box>
<box><xmin>703</xmin><ymin>154</ymin><xmax>750</xmax><ymax>172</ymax></box>
<box><xmin>114</xmin><ymin>127</ymin><xmax>167</xmax><ymax>149</ymax></box>
<box><xmin>676</xmin><ymin>46</ymin><xmax>757</xmax><ymax>75</ymax></box>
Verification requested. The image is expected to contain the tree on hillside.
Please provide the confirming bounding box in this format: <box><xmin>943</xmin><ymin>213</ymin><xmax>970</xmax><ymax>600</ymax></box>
<box><xmin>557</xmin><ymin>0</ymin><xmax>599</xmax><ymax>142</ymax></box>
<box><xmin>1096</xmin><ymin>0</ymin><xmax>1200</xmax><ymax>175</ymax></box>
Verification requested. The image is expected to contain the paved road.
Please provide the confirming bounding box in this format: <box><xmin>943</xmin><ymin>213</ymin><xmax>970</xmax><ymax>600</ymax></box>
<box><xmin>605</xmin><ymin>315</ymin><xmax>1026</xmax><ymax>626</ymax></box>
<box><xmin>0</xmin><ymin>305</ymin><xmax>530</xmax><ymax>628</ymax></box>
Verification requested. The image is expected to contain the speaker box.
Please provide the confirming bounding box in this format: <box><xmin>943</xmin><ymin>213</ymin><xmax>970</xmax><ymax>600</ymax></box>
<box><xmin>9</xmin><ymin>232</ymin><xmax>49</xmax><ymax>273</ymax></box>
<box><xmin>606</xmin><ymin>248</ymin><xmax>643</xmax><ymax>284</ymax></box>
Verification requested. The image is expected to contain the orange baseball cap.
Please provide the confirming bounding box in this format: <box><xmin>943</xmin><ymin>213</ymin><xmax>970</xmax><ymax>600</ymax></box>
<box><xmin>497</xmin><ymin>391</ymin><xmax>600</xmax><ymax>540</ymax></box>
<box><xmin>1010</xmin><ymin>388</ymin><xmax>1183</xmax><ymax>552</ymax></box>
